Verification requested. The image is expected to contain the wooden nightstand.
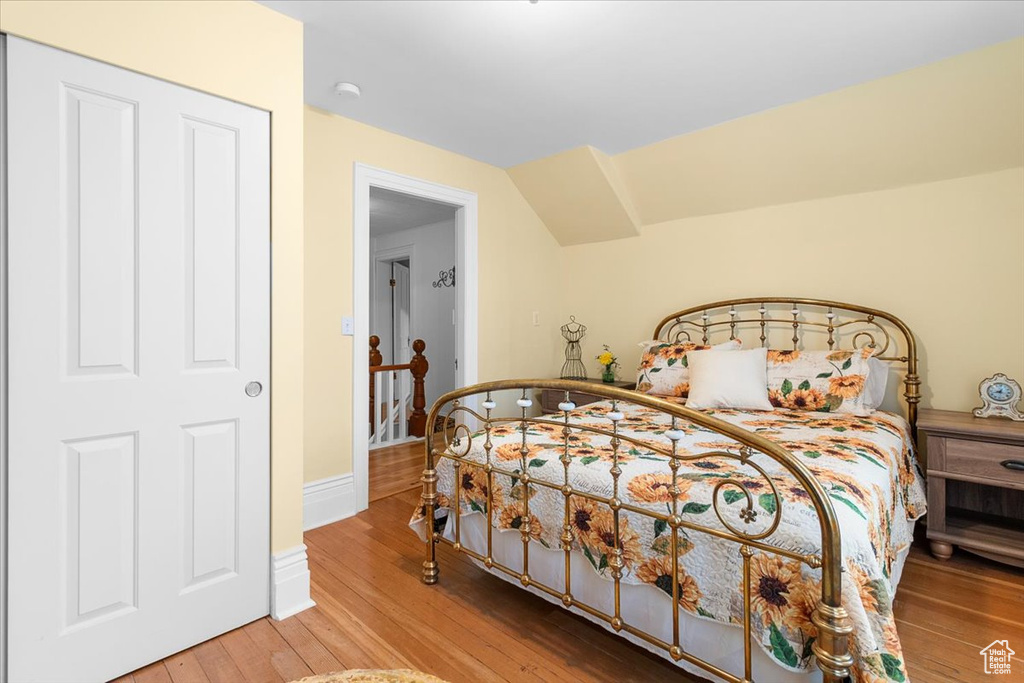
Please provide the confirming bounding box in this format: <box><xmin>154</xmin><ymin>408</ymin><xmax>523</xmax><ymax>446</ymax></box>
<box><xmin>918</xmin><ymin>409</ymin><xmax>1024</xmax><ymax>568</ymax></box>
<box><xmin>539</xmin><ymin>379</ymin><xmax>636</xmax><ymax>413</ymax></box>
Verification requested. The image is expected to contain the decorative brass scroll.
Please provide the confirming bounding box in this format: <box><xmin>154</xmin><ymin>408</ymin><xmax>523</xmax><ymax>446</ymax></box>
<box><xmin>421</xmin><ymin>380</ymin><xmax>855</xmax><ymax>683</ymax></box>
<box><xmin>420</xmin><ymin>300</ymin><xmax>918</xmax><ymax>682</ymax></box>
<box><xmin>651</xmin><ymin>298</ymin><xmax>919</xmax><ymax>435</ymax></box>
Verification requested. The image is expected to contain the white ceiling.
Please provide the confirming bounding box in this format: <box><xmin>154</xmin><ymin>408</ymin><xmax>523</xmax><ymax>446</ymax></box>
<box><xmin>261</xmin><ymin>0</ymin><xmax>1024</xmax><ymax>168</ymax></box>
<box><xmin>369</xmin><ymin>186</ymin><xmax>459</xmax><ymax>235</ymax></box>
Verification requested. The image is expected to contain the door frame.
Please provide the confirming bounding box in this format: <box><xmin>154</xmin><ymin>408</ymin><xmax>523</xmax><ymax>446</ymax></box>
<box><xmin>353</xmin><ymin>164</ymin><xmax>478</xmax><ymax>512</ymax></box>
<box><xmin>370</xmin><ymin>243</ymin><xmax>417</xmax><ymax>366</ymax></box>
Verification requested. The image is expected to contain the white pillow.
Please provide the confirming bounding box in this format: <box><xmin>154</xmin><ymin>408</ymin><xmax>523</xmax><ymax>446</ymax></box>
<box><xmin>685</xmin><ymin>348</ymin><xmax>773</xmax><ymax>411</ymax></box>
<box><xmin>864</xmin><ymin>356</ymin><xmax>889</xmax><ymax>411</ymax></box>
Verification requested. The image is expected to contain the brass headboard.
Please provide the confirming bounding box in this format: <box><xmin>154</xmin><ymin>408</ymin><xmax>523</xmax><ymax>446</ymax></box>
<box><xmin>652</xmin><ymin>298</ymin><xmax>920</xmax><ymax>433</ymax></box>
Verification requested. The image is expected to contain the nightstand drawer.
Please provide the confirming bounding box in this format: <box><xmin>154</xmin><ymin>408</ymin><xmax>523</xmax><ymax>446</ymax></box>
<box><xmin>945</xmin><ymin>438</ymin><xmax>1024</xmax><ymax>484</ymax></box>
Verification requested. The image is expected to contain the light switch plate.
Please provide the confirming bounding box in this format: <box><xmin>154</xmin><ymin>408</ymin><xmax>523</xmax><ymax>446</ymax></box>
<box><xmin>342</xmin><ymin>316</ymin><xmax>354</xmax><ymax>335</ymax></box>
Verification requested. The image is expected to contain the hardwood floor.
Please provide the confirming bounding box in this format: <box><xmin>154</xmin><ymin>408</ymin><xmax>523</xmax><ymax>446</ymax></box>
<box><xmin>369</xmin><ymin>439</ymin><xmax>425</xmax><ymax>502</ymax></box>
<box><xmin>122</xmin><ymin>443</ymin><xmax>1023</xmax><ymax>683</ymax></box>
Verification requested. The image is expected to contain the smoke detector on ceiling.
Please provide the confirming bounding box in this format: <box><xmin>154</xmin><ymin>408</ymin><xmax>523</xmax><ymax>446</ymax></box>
<box><xmin>334</xmin><ymin>82</ymin><xmax>361</xmax><ymax>98</ymax></box>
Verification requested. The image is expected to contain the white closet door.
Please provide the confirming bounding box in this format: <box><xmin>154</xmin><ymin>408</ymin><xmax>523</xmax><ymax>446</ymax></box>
<box><xmin>6</xmin><ymin>37</ymin><xmax>270</xmax><ymax>682</ymax></box>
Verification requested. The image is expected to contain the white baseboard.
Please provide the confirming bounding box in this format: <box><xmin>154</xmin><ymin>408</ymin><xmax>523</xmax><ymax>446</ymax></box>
<box><xmin>271</xmin><ymin>545</ymin><xmax>316</xmax><ymax>620</ymax></box>
<box><xmin>303</xmin><ymin>472</ymin><xmax>357</xmax><ymax>531</ymax></box>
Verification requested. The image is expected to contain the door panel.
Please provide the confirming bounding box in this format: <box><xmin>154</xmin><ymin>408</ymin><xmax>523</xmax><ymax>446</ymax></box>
<box><xmin>183</xmin><ymin>117</ymin><xmax>239</xmax><ymax>370</ymax></box>
<box><xmin>62</xmin><ymin>85</ymin><xmax>139</xmax><ymax>377</ymax></box>
<box><xmin>61</xmin><ymin>433</ymin><xmax>138</xmax><ymax>630</ymax></box>
<box><xmin>181</xmin><ymin>420</ymin><xmax>239</xmax><ymax>591</ymax></box>
<box><xmin>6</xmin><ymin>36</ymin><xmax>270</xmax><ymax>682</ymax></box>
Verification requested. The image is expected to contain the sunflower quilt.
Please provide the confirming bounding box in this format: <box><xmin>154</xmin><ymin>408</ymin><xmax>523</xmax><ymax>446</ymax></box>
<box><xmin>409</xmin><ymin>400</ymin><xmax>926</xmax><ymax>682</ymax></box>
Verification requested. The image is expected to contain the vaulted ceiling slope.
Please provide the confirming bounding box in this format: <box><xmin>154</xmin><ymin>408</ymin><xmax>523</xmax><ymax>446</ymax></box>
<box><xmin>507</xmin><ymin>146</ymin><xmax>640</xmax><ymax>246</ymax></box>
<box><xmin>510</xmin><ymin>38</ymin><xmax>1024</xmax><ymax>244</ymax></box>
<box><xmin>260</xmin><ymin>0</ymin><xmax>1023</xmax><ymax>168</ymax></box>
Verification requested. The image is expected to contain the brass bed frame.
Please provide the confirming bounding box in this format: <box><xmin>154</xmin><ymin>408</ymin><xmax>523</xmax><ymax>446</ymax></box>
<box><xmin>420</xmin><ymin>298</ymin><xmax>920</xmax><ymax>683</ymax></box>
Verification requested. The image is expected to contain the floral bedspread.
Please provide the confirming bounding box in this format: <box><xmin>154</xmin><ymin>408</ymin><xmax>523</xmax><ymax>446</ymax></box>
<box><xmin>409</xmin><ymin>400</ymin><xmax>926</xmax><ymax>682</ymax></box>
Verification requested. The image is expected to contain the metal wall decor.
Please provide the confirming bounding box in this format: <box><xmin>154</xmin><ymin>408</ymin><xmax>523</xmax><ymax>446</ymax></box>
<box><xmin>432</xmin><ymin>266</ymin><xmax>456</xmax><ymax>288</ymax></box>
<box><xmin>559</xmin><ymin>315</ymin><xmax>587</xmax><ymax>380</ymax></box>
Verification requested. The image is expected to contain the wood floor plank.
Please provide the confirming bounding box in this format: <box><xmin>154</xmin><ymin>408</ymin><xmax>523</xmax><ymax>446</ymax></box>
<box><xmin>162</xmin><ymin>650</ymin><xmax>211</xmax><ymax>683</ymax></box>
<box><xmin>307</xmin><ymin>542</ymin><xmax>562</xmax><ymax>682</ymax></box>
<box><xmin>217</xmin><ymin>625</ymin><xmax>286</xmax><ymax>683</ymax></box>
<box><xmin>892</xmin><ymin>586</ymin><xmax>1024</xmax><ymax>648</ymax></box>
<box><xmin>307</xmin><ymin>527</ymin><xmax>559</xmax><ymax>683</ymax></box>
<box><xmin>904</xmin><ymin>542</ymin><xmax>1024</xmax><ymax>583</ymax></box>
<box><xmin>310</xmin><ymin>509</ymin><xmax>682</xmax><ymax>683</ymax></box>
<box><xmin>295</xmin><ymin>596</ymin><xmax>414</xmax><ymax>671</ymax></box>
<box><xmin>192</xmin><ymin>640</ymin><xmax>246</xmax><ymax>683</ymax></box>
<box><xmin>306</xmin><ymin>550</ymin><xmax>502</xmax><ymax>683</ymax></box>
<box><xmin>269</xmin><ymin>612</ymin><xmax>345</xmax><ymax>674</ymax></box>
<box><xmin>370</xmin><ymin>440</ymin><xmax>425</xmax><ymax>501</ymax></box>
<box><xmin>123</xmin><ymin>440</ymin><xmax>1024</xmax><ymax>683</ymax></box>
<box><xmin>243</xmin><ymin>618</ymin><xmax>315</xmax><ymax>682</ymax></box>
<box><xmin>898</xmin><ymin>555</ymin><xmax>1024</xmax><ymax>625</ymax></box>
<box><xmin>131</xmin><ymin>662</ymin><xmax>173</xmax><ymax>683</ymax></box>
<box><xmin>896</xmin><ymin>620</ymin><xmax>1013</xmax><ymax>683</ymax></box>
<box><xmin>347</xmin><ymin>493</ymin><xmax>685</xmax><ymax>680</ymax></box>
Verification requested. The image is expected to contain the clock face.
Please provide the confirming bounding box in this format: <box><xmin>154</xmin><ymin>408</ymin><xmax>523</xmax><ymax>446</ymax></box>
<box><xmin>987</xmin><ymin>382</ymin><xmax>1014</xmax><ymax>403</ymax></box>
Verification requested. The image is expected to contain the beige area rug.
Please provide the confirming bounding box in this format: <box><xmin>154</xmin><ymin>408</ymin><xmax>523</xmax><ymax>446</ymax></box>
<box><xmin>292</xmin><ymin>670</ymin><xmax>451</xmax><ymax>683</ymax></box>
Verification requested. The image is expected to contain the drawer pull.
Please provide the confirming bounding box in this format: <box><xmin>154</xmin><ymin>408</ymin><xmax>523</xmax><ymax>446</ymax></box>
<box><xmin>1001</xmin><ymin>459</ymin><xmax>1024</xmax><ymax>472</ymax></box>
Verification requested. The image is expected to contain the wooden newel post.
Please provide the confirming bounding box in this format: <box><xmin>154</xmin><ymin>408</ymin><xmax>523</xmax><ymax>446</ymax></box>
<box><xmin>369</xmin><ymin>336</ymin><xmax>382</xmax><ymax>434</ymax></box>
<box><xmin>409</xmin><ymin>339</ymin><xmax>429</xmax><ymax>437</ymax></box>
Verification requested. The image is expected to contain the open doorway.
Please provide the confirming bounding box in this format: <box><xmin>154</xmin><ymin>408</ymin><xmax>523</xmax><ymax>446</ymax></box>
<box><xmin>353</xmin><ymin>166</ymin><xmax>478</xmax><ymax>511</ymax></box>
<box><xmin>369</xmin><ymin>186</ymin><xmax>459</xmax><ymax>404</ymax></box>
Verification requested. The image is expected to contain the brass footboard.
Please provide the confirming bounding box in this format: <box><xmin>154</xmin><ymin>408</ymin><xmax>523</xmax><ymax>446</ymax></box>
<box><xmin>420</xmin><ymin>380</ymin><xmax>854</xmax><ymax>683</ymax></box>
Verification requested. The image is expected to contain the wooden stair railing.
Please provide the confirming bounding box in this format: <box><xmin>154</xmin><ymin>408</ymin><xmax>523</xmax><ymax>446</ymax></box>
<box><xmin>369</xmin><ymin>335</ymin><xmax>429</xmax><ymax>442</ymax></box>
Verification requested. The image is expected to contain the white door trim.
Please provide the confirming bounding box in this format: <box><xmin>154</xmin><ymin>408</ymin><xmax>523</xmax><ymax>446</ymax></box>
<box><xmin>352</xmin><ymin>164</ymin><xmax>478</xmax><ymax>512</ymax></box>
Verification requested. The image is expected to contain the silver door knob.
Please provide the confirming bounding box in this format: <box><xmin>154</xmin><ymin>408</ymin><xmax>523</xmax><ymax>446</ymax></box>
<box><xmin>245</xmin><ymin>381</ymin><xmax>263</xmax><ymax>397</ymax></box>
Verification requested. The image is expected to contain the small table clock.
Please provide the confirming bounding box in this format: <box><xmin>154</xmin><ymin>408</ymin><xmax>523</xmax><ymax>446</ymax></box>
<box><xmin>973</xmin><ymin>373</ymin><xmax>1024</xmax><ymax>421</ymax></box>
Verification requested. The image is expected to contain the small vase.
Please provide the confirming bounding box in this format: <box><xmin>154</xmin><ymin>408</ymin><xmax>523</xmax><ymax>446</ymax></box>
<box><xmin>601</xmin><ymin>367</ymin><xmax>615</xmax><ymax>383</ymax></box>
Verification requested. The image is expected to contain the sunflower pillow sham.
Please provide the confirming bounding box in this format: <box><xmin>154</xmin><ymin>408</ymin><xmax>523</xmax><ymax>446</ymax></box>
<box><xmin>635</xmin><ymin>339</ymin><xmax>742</xmax><ymax>398</ymax></box>
<box><xmin>766</xmin><ymin>347</ymin><xmax>883</xmax><ymax>416</ymax></box>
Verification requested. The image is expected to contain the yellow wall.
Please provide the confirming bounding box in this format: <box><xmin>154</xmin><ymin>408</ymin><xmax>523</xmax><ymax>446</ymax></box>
<box><xmin>304</xmin><ymin>107</ymin><xmax>563</xmax><ymax>481</ymax></box>
<box><xmin>304</xmin><ymin>38</ymin><xmax>1024</xmax><ymax>481</ymax></box>
<box><xmin>1</xmin><ymin>1</ymin><xmax>306</xmax><ymax>552</ymax></box>
<box><xmin>9</xmin><ymin>0</ymin><xmax>1013</xmax><ymax>497</ymax></box>
<box><xmin>560</xmin><ymin>168</ymin><xmax>1024</xmax><ymax>412</ymax></box>
<box><xmin>507</xmin><ymin>39</ymin><xmax>1023</xmax><ymax>235</ymax></box>
<box><xmin>617</xmin><ymin>38</ymin><xmax>1024</xmax><ymax>224</ymax></box>
<box><xmin>499</xmin><ymin>38</ymin><xmax>1024</xmax><ymax>415</ymax></box>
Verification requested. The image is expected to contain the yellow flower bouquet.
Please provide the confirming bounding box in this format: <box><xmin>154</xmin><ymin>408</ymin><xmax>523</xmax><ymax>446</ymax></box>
<box><xmin>596</xmin><ymin>345</ymin><xmax>619</xmax><ymax>383</ymax></box>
